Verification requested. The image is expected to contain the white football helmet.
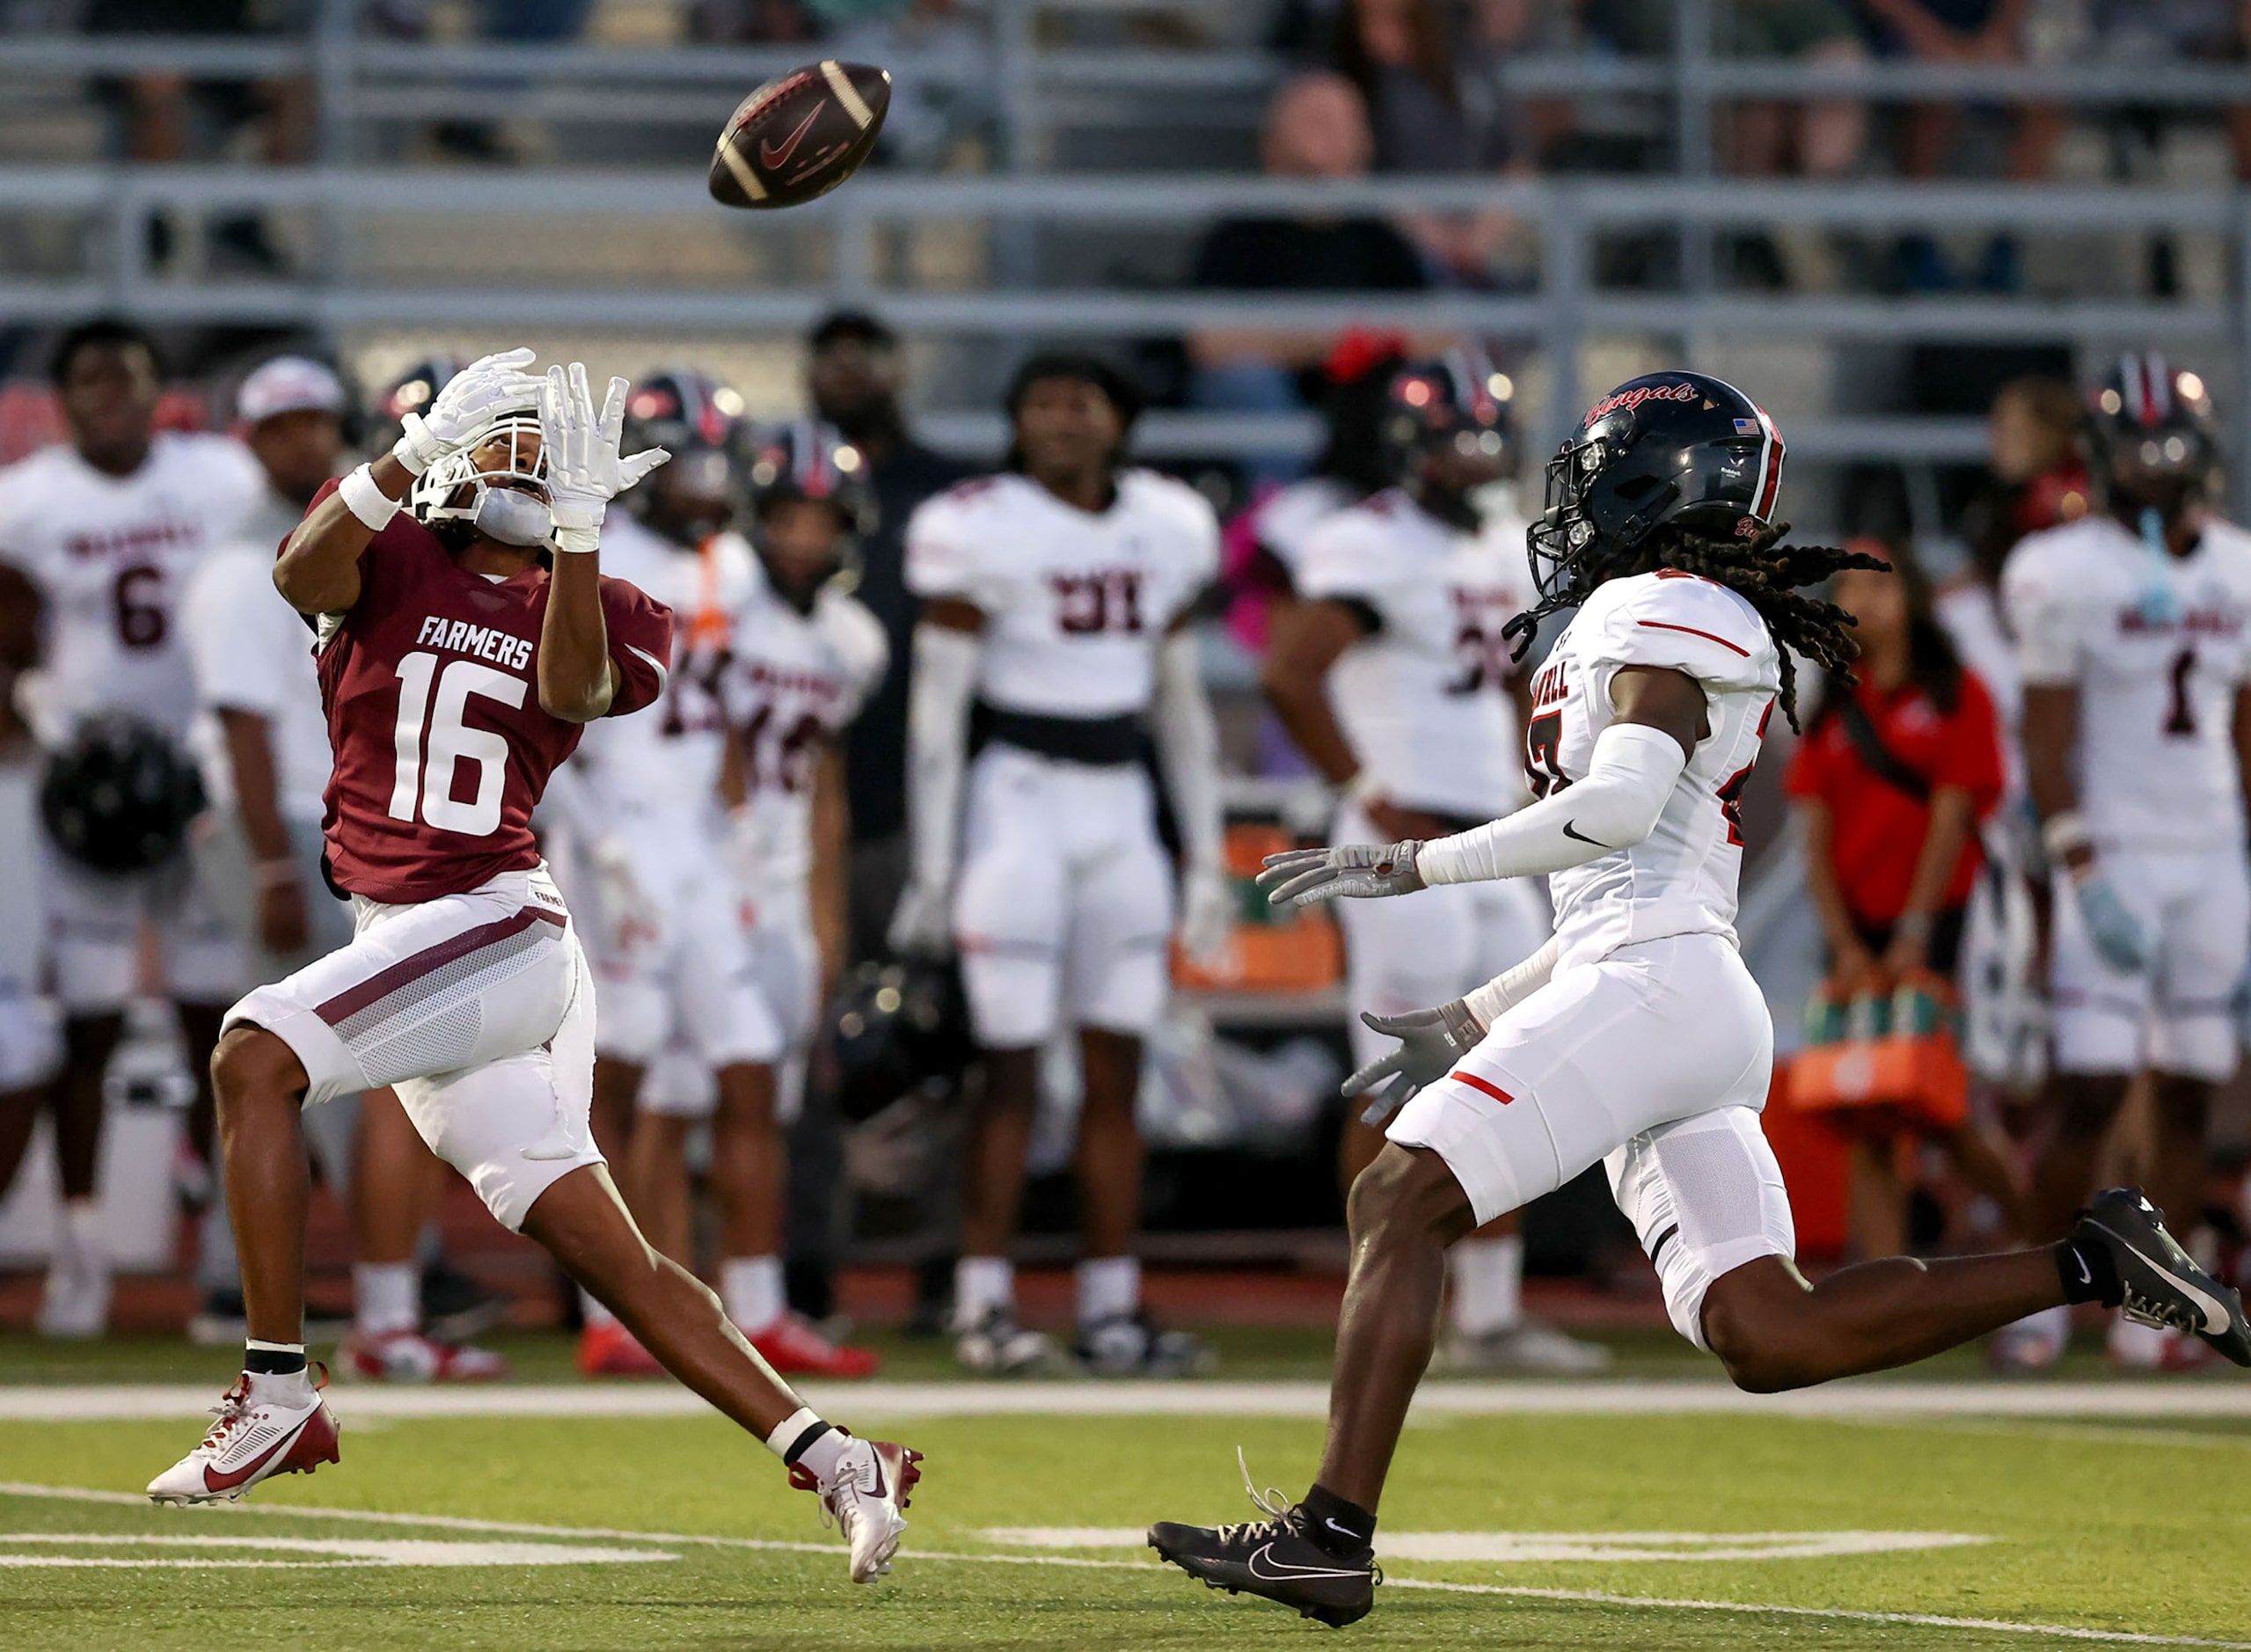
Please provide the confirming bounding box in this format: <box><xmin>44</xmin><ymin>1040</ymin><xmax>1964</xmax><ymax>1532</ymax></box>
<box><xmin>410</xmin><ymin>412</ymin><xmax>552</xmax><ymax>547</ymax></box>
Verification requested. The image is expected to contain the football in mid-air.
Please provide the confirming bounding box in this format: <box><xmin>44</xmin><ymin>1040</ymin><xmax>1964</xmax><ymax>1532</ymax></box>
<box><xmin>708</xmin><ymin>61</ymin><xmax>891</xmax><ymax>210</ymax></box>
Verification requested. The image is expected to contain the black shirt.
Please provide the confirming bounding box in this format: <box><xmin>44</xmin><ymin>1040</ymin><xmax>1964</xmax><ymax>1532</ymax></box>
<box><xmin>844</xmin><ymin>435</ymin><xmax>975</xmax><ymax>841</ymax></box>
<box><xmin>1188</xmin><ymin>216</ymin><xmax>1430</xmax><ymax>293</ymax></box>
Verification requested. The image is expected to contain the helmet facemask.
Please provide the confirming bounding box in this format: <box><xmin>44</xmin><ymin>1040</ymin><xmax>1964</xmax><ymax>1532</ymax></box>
<box><xmin>411</xmin><ymin>415</ymin><xmax>552</xmax><ymax>548</ymax></box>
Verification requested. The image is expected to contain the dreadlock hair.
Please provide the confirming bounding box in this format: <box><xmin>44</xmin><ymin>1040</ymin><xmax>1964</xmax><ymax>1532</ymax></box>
<box><xmin>1648</xmin><ymin>521</ymin><xmax>1889</xmax><ymax>732</ymax></box>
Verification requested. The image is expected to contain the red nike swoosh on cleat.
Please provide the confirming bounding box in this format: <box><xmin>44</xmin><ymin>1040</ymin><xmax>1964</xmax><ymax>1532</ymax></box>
<box><xmin>758</xmin><ymin>104</ymin><xmax>825</xmax><ymax>170</ymax></box>
<box><xmin>869</xmin><ymin>1456</ymin><xmax>888</xmax><ymax>1500</ymax></box>
<box><xmin>200</xmin><ymin>1424</ymin><xmax>302</xmax><ymax>1493</ymax></box>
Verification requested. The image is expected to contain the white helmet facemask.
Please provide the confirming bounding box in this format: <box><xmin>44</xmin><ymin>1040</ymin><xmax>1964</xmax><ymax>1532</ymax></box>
<box><xmin>410</xmin><ymin>415</ymin><xmax>553</xmax><ymax>547</ymax></box>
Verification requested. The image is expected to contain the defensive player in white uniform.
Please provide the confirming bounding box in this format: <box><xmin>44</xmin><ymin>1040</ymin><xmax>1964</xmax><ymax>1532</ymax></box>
<box><xmin>0</xmin><ymin>318</ymin><xmax>262</xmax><ymax>1335</ymax></box>
<box><xmin>566</xmin><ymin>380</ymin><xmax>887</xmax><ymax>1380</ymax></box>
<box><xmin>1150</xmin><ymin>370</ymin><xmax>2251</xmax><ymax>1629</ymax></box>
<box><xmin>2003</xmin><ymin>354</ymin><xmax>2251</xmax><ymax>1371</ymax></box>
<box><xmin>1261</xmin><ymin>350</ymin><xmax>1604</xmax><ymax>1373</ymax></box>
<box><xmin>891</xmin><ymin>355</ymin><xmax>1231</xmax><ymax>1376</ymax></box>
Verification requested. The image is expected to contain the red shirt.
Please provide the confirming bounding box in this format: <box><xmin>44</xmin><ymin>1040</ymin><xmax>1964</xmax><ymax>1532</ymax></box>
<box><xmin>301</xmin><ymin>479</ymin><xmax>674</xmax><ymax>903</ymax></box>
<box><xmin>1784</xmin><ymin>669</ymin><xmax>2005</xmax><ymax>928</ymax></box>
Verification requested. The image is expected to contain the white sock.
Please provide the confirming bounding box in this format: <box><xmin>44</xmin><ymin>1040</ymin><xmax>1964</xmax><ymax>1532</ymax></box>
<box><xmin>764</xmin><ymin>1404</ymin><xmax>850</xmax><ymax>1483</ymax></box>
<box><xmin>721</xmin><ymin>1255</ymin><xmax>786</xmax><ymax>1334</ymax></box>
<box><xmin>581</xmin><ymin>1290</ymin><xmax>617</xmax><ymax>1331</ymax></box>
<box><xmin>1076</xmin><ymin>1255</ymin><xmax>1140</xmax><ymax>1326</ymax></box>
<box><xmin>354</xmin><ymin>1261</ymin><xmax>419</xmax><ymax>1336</ymax></box>
<box><xmin>955</xmin><ymin>1255</ymin><xmax>1014</xmax><ymax>1322</ymax></box>
<box><xmin>1448</xmin><ymin>1235</ymin><xmax>1524</xmax><ymax>1338</ymax></box>
<box><xmin>61</xmin><ymin>1196</ymin><xmax>107</xmax><ymax>1268</ymax></box>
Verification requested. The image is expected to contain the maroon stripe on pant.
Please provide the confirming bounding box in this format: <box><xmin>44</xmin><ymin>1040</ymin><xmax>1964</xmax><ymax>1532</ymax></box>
<box><xmin>315</xmin><ymin>906</ymin><xmax>565</xmax><ymax>1028</ymax></box>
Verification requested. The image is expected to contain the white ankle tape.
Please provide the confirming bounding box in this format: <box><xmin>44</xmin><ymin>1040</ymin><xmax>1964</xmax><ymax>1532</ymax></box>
<box><xmin>764</xmin><ymin>1406</ymin><xmax>824</xmax><ymax>1464</ymax></box>
<box><xmin>245</xmin><ymin>1339</ymin><xmax>305</xmax><ymax>1356</ymax></box>
<box><xmin>339</xmin><ymin>462</ymin><xmax>401</xmax><ymax>530</ymax></box>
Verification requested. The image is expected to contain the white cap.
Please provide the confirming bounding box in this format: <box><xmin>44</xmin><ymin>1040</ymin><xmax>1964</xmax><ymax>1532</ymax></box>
<box><xmin>237</xmin><ymin>355</ymin><xmax>347</xmax><ymax>427</ymax></box>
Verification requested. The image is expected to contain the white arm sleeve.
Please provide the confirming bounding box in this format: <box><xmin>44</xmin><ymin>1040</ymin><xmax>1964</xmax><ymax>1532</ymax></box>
<box><xmin>1416</xmin><ymin>722</ymin><xmax>1686</xmax><ymax>886</ymax></box>
<box><xmin>1151</xmin><ymin>628</ymin><xmax>1224</xmax><ymax>872</ymax></box>
<box><xmin>1463</xmin><ymin>934</ymin><xmax>1561</xmax><ymax>1029</ymax></box>
<box><xmin>904</xmin><ymin>623</ymin><xmax>980</xmax><ymax>892</ymax></box>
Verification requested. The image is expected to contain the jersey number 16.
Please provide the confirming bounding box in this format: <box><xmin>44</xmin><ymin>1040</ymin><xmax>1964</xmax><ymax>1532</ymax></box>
<box><xmin>389</xmin><ymin>651</ymin><xmax>524</xmax><ymax>837</ymax></box>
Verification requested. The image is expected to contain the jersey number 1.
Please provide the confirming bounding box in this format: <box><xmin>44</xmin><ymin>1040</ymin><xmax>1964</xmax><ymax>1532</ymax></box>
<box><xmin>389</xmin><ymin>651</ymin><xmax>526</xmax><ymax>837</ymax></box>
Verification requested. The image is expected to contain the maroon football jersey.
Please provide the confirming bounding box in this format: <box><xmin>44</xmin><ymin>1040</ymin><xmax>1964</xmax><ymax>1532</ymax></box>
<box><xmin>300</xmin><ymin>479</ymin><xmax>674</xmax><ymax>903</ymax></box>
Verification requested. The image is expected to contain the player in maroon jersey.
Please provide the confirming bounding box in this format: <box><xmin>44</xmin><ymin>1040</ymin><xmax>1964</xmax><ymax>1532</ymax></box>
<box><xmin>148</xmin><ymin>351</ymin><xmax>920</xmax><ymax>1583</ymax></box>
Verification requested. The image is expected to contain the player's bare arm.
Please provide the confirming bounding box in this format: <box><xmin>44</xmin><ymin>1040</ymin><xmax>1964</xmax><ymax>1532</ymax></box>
<box><xmin>886</xmin><ymin>594</ymin><xmax>984</xmax><ymax>956</ymax></box>
<box><xmin>537</xmin><ymin>534</ymin><xmax>617</xmax><ymax>723</ymax></box>
<box><xmin>0</xmin><ymin>563</ymin><xmax>44</xmax><ymax>671</ymax></box>
<box><xmin>1260</xmin><ymin>596</ymin><xmax>1367</xmax><ymax>786</ymax></box>
<box><xmin>810</xmin><ymin>742</ymin><xmax>851</xmax><ymax>1000</ymax></box>
<box><xmin>2233</xmin><ymin>682</ymin><xmax>2251</xmax><ymax>821</ymax></box>
<box><xmin>2022</xmin><ymin>680</ymin><xmax>2087</xmax><ymax>867</ymax></box>
<box><xmin>216</xmin><ymin>707</ymin><xmax>309</xmax><ymax>956</ymax></box>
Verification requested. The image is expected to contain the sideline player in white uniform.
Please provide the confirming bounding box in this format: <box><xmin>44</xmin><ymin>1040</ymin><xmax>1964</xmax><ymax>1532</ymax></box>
<box><xmin>2002</xmin><ymin>354</ymin><xmax>2251</xmax><ymax>1371</ymax></box>
<box><xmin>0</xmin><ymin>317</ymin><xmax>261</xmax><ymax>1336</ymax></box>
<box><xmin>1150</xmin><ymin>371</ymin><xmax>2251</xmax><ymax>1629</ymax></box>
<box><xmin>571</xmin><ymin>381</ymin><xmax>887</xmax><ymax>1379</ymax></box>
<box><xmin>891</xmin><ymin>354</ymin><xmax>1231</xmax><ymax>1376</ymax></box>
<box><xmin>1261</xmin><ymin>350</ymin><xmax>1604</xmax><ymax>1373</ymax></box>
<box><xmin>145</xmin><ymin>354</ymin><xmax>922</xmax><ymax>1584</ymax></box>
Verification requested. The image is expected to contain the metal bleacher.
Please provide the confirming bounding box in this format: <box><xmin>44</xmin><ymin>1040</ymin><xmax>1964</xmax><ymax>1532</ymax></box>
<box><xmin>0</xmin><ymin>0</ymin><xmax>2247</xmax><ymax>514</ymax></box>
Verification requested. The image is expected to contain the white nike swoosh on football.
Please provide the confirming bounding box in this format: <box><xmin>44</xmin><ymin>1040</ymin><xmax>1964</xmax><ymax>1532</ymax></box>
<box><xmin>2117</xmin><ymin>1232</ymin><xmax>2233</xmax><ymax>1334</ymax></box>
<box><xmin>1246</xmin><ymin>1544</ymin><xmax>1362</xmax><ymax>1581</ymax></box>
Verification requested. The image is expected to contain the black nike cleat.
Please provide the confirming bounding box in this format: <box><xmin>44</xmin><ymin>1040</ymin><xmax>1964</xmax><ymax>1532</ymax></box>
<box><xmin>1148</xmin><ymin>1453</ymin><xmax>1378</xmax><ymax>1628</ymax></box>
<box><xmin>2074</xmin><ymin>1188</ymin><xmax>2251</xmax><ymax>1366</ymax></box>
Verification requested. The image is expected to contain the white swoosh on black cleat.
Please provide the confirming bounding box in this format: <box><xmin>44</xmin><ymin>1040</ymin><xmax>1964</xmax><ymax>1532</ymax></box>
<box><xmin>1246</xmin><ymin>1545</ymin><xmax>1366</xmax><ymax>1582</ymax></box>
<box><xmin>2108</xmin><ymin>1229</ymin><xmax>2234</xmax><ymax>1334</ymax></box>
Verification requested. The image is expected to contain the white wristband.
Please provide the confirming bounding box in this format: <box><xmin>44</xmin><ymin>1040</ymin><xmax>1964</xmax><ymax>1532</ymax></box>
<box><xmin>2041</xmin><ymin>809</ymin><xmax>2094</xmax><ymax>862</ymax></box>
<box><xmin>338</xmin><ymin>463</ymin><xmax>400</xmax><ymax>530</ymax></box>
<box><xmin>1342</xmin><ymin>767</ymin><xmax>1386</xmax><ymax>807</ymax></box>
<box><xmin>552</xmin><ymin>525</ymin><xmax>599</xmax><ymax>556</ymax></box>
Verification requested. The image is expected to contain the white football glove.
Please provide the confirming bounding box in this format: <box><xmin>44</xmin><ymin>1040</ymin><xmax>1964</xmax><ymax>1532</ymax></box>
<box><xmin>540</xmin><ymin>362</ymin><xmax>671</xmax><ymax>553</ymax></box>
<box><xmin>1340</xmin><ymin>999</ymin><xmax>1486</xmax><ymax>1125</ymax></box>
<box><xmin>1256</xmin><ymin>841</ymin><xmax>1427</xmax><ymax>908</ymax></box>
<box><xmin>391</xmin><ymin>346</ymin><xmax>544</xmax><ymax>476</ymax></box>
<box><xmin>587</xmin><ymin>833</ymin><xmax>649</xmax><ymax>939</ymax></box>
<box><xmin>1179</xmin><ymin>862</ymin><xmax>1234</xmax><ymax>968</ymax></box>
<box><xmin>887</xmin><ymin>877</ymin><xmax>954</xmax><ymax>960</ymax></box>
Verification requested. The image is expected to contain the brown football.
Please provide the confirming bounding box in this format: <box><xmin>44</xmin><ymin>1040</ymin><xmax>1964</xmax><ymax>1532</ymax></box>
<box><xmin>708</xmin><ymin>61</ymin><xmax>891</xmax><ymax>210</ymax></box>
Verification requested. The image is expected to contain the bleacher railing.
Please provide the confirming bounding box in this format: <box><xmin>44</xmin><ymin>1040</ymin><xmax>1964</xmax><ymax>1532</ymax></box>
<box><xmin>2</xmin><ymin>3</ymin><xmax>2249</xmax><ymax>502</ymax></box>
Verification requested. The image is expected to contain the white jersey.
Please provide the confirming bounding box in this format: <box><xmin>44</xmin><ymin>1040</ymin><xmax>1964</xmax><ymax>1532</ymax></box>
<box><xmin>568</xmin><ymin>513</ymin><xmax>759</xmax><ymax>843</ymax></box>
<box><xmin>724</xmin><ymin>562</ymin><xmax>888</xmax><ymax>881</ymax></box>
<box><xmin>904</xmin><ymin>470</ymin><xmax>1220</xmax><ymax>717</ymax></box>
<box><xmin>1244</xmin><ymin>475</ymin><xmax>1357</xmax><ymax>588</ymax></box>
<box><xmin>1528</xmin><ymin>571</ymin><xmax>1782</xmax><ymax>969</ymax></box>
<box><xmin>0</xmin><ymin>432</ymin><xmax>263</xmax><ymax>743</ymax></box>
<box><xmin>2002</xmin><ymin>513</ymin><xmax>2251</xmax><ymax>852</ymax></box>
<box><xmin>1297</xmin><ymin>487</ymin><xmax>1532</xmax><ymax>821</ymax></box>
<box><xmin>184</xmin><ymin>487</ymin><xmax>335</xmax><ymax>821</ymax></box>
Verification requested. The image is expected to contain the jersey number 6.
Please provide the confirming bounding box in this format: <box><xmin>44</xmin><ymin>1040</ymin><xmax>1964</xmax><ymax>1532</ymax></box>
<box><xmin>389</xmin><ymin>650</ymin><xmax>527</xmax><ymax>837</ymax></box>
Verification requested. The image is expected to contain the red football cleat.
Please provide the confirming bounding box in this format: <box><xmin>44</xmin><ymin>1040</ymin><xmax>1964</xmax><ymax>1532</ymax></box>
<box><xmin>578</xmin><ymin>1318</ymin><xmax>667</xmax><ymax>1378</ymax></box>
<box><xmin>748</xmin><ymin>1312</ymin><xmax>881</xmax><ymax>1378</ymax></box>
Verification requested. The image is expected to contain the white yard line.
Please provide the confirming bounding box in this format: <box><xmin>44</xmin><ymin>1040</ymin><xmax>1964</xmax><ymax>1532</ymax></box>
<box><xmin>0</xmin><ymin>1480</ymin><xmax>2242</xmax><ymax>1648</ymax></box>
<box><xmin>6</xmin><ymin>1378</ymin><xmax>2251</xmax><ymax>1421</ymax></box>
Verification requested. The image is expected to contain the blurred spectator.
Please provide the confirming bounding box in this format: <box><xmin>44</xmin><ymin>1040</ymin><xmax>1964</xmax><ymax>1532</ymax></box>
<box><xmin>1785</xmin><ymin>542</ymin><xmax>2022</xmax><ymax>1256</ymax></box>
<box><xmin>1186</xmin><ymin>72</ymin><xmax>1429</xmax><ymax>480</ymax></box>
<box><xmin>1332</xmin><ymin>0</ymin><xmax>1515</xmax><ymax>172</ymax></box>
<box><xmin>84</xmin><ymin>0</ymin><xmax>310</xmax><ymax>274</ymax></box>
<box><xmin>687</xmin><ymin>0</ymin><xmax>822</xmax><ymax>41</ymax></box>
<box><xmin>1860</xmin><ymin>1</ymin><xmax>2046</xmax><ymax>289</ymax></box>
<box><xmin>1957</xmin><ymin>376</ymin><xmax>2089</xmax><ymax>585</ymax></box>
<box><xmin>369</xmin><ymin>0</ymin><xmax>596</xmax><ymax>163</ymax></box>
<box><xmin>1723</xmin><ymin>1</ymin><xmax>1867</xmax><ymax>179</ymax></box>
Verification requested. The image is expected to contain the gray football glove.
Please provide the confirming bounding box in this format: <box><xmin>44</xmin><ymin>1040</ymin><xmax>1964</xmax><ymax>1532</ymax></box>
<box><xmin>1341</xmin><ymin>999</ymin><xmax>1486</xmax><ymax>1125</ymax></box>
<box><xmin>1256</xmin><ymin>841</ymin><xmax>1426</xmax><ymax>908</ymax></box>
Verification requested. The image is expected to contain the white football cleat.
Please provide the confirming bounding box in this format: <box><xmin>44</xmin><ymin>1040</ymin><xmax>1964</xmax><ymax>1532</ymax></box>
<box><xmin>953</xmin><ymin>1305</ymin><xmax>1051</xmax><ymax>1377</ymax></box>
<box><xmin>337</xmin><ymin>1328</ymin><xmax>508</xmax><ymax>1383</ymax></box>
<box><xmin>793</xmin><ymin>1436</ymin><xmax>923</xmax><ymax>1583</ymax></box>
<box><xmin>34</xmin><ymin>1243</ymin><xmax>111</xmax><ymax>1340</ymax></box>
<box><xmin>147</xmin><ymin>1369</ymin><xmax>340</xmax><ymax>1505</ymax></box>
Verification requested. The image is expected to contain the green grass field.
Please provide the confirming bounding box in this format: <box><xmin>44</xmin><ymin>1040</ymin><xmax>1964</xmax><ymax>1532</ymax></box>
<box><xmin>3</xmin><ymin>1330</ymin><xmax>2248</xmax><ymax>1650</ymax></box>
